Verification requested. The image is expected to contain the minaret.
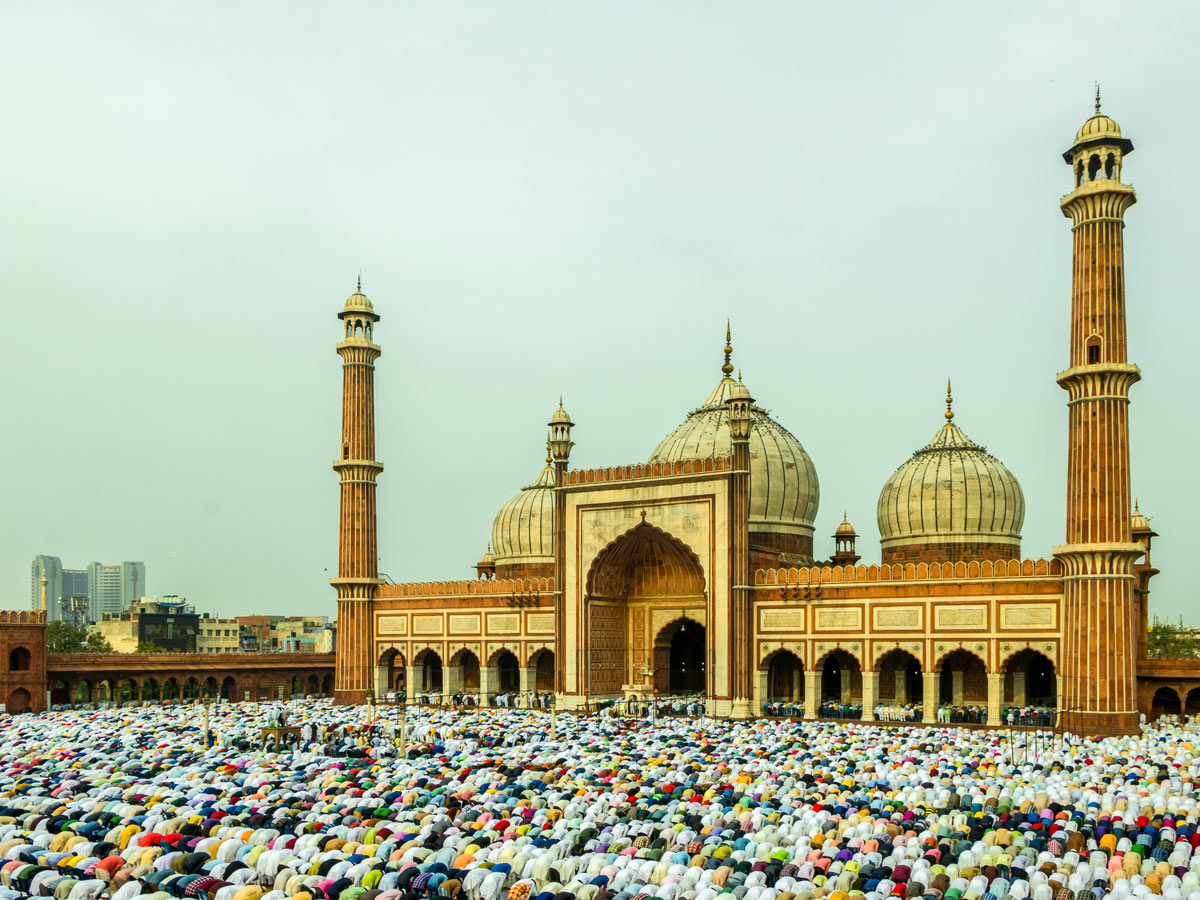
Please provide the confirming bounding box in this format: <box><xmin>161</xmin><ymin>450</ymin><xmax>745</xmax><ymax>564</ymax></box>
<box><xmin>332</xmin><ymin>279</ymin><xmax>383</xmax><ymax>704</ymax></box>
<box><xmin>1055</xmin><ymin>91</ymin><xmax>1144</xmax><ymax>735</ymax></box>
<box><xmin>726</xmin><ymin>367</ymin><xmax>754</xmax><ymax>718</ymax></box>
<box><xmin>831</xmin><ymin>514</ymin><xmax>860</xmax><ymax>566</ymax></box>
<box><xmin>548</xmin><ymin>399</ymin><xmax>574</xmax><ymax>698</ymax></box>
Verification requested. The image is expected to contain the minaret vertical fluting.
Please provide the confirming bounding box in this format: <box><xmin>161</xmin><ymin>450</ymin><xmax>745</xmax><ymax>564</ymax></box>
<box><xmin>726</xmin><ymin>362</ymin><xmax>754</xmax><ymax>719</ymax></box>
<box><xmin>548</xmin><ymin>399</ymin><xmax>574</xmax><ymax>699</ymax></box>
<box><xmin>332</xmin><ymin>280</ymin><xmax>383</xmax><ymax>705</ymax></box>
<box><xmin>1055</xmin><ymin>92</ymin><xmax>1144</xmax><ymax>735</ymax></box>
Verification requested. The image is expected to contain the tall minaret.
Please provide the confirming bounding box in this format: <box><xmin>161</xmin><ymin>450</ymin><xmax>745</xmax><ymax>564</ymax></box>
<box><xmin>332</xmin><ymin>279</ymin><xmax>383</xmax><ymax>704</ymax></box>
<box><xmin>725</xmin><ymin>364</ymin><xmax>754</xmax><ymax>719</ymax></box>
<box><xmin>1056</xmin><ymin>91</ymin><xmax>1144</xmax><ymax>736</ymax></box>
<box><xmin>548</xmin><ymin>398</ymin><xmax>574</xmax><ymax>698</ymax></box>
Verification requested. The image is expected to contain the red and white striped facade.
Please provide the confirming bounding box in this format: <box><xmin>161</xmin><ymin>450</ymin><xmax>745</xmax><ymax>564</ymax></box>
<box><xmin>332</xmin><ymin>290</ymin><xmax>383</xmax><ymax>704</ymax></box>
<box><xmin>1055</xmin><ymin>112</ymin><xmax>1146</xmax><ymax>735</ymax></box>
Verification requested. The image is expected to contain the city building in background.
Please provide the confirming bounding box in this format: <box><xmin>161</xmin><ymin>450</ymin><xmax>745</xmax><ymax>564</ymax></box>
<box><xmin>96</xmin><ymin>596</ymin><xmax>198</xmax><ymax>653</ymax></box>
<box><xmin>29</xmin><ymin>556</ymin><xmax>63</xmax><ymax>622</ymax></box>
<box><xmin>198</xmin><ymin>616</ymin><xmax>240</xmax><ymax>653</ymax></box>
<box><xmin>87</xmin><ymin>561</ymin><xmax>145</xmax><ymax>621</ymax></box>
<box><xmin>29</xmin><ymin>556</ymin><xmax>146</xmax><ymax>625</ymax></box>
<box><xmin>232</xmin><ymin>616</ymin><xmax>334</xmax><ymax>653</ymax></box>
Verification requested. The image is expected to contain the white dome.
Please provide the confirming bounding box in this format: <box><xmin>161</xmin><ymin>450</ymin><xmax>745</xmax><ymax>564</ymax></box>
<box><xmin>877</xmin><ymin>420</ymin><xmax>1024</xmax><ymax>552</ymax></box>
<box><xmin>648</xmin><ymin>376</ymin><xmax>819</xmax><ymax>538</ymax></box>
<box><xmin>491</xmin><ymin>464</ymin><xmax>555</xmax><ymax>566</ymax></box>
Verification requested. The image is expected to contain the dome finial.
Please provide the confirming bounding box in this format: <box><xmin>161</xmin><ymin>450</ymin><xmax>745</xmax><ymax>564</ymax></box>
<box><xmin>357</xmin><ymin>270</ymin><xmax>362</xmax><ymax>293</ymax></box>
<box><xmin>945</xmin><ymin>378</ymin><xmax>954</xmax><ymax>422</ymax></box>
<box><xmin>722</xmin><ymin>321</ymin><xmax>734</xmax><ymax>378</ymax></box>
<box><xmin>1095</xmin><ymin>81</ymin><xmax>1102</xmax><ymax>115</ymax></box>
<box><xmin>546</xmin><ymin>438</ymin><xmax>553</xmax><ymax>467</ymax></box>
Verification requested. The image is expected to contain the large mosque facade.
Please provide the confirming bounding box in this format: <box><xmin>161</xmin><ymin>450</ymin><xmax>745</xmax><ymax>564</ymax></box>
<box><xmin>332</xmin><ymin>104</ymin><xmax>1159</xmax><ymax>736</ymax></box>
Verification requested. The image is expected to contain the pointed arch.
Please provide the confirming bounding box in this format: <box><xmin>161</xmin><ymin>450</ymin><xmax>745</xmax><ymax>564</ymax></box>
<box><xmin>586</xmin><ymin>521</ymin><xmax>706</xmax><ymax>601</ymax></box>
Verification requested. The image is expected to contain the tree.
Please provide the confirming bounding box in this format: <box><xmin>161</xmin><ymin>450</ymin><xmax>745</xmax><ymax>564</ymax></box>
<box><xmin>135</xmin><ymin>641</ymin><xmax>165</xmax><ymax>653</ymax></box>
<box><xmin>1148</xmin><ymin>621</ymin><xmax>1199</xmax><ymax>659</ymax></box>
<box><xmin>46</xmin><ymin>621</ymin><xmax>113</xmax><ymax>654</ymax></box>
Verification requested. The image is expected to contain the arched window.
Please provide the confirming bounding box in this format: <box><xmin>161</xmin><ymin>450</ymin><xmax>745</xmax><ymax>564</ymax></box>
<box><xmin>1088</xmin><ymin>154</ymin><xmax>1102</xmax><ymax>181</ymax></box>
<box><xmin>1086</xmin><ymin>335</ymin><xmax>1102</xmax><ymax>365</ymax></box>
<box><xmin>1075</xmin><ymin>160</ymin><xmax>1084</xmax><ymax>187</ymax></box>
<box><xmin>1104</xmin><ymin>153</ymin><xmax>1116</xmax><ymax>180</ymax></box>
<box><xmin>8</xmin><ymin>647</ymin><xmax>31</xmax><ymax>671</ymax></box>
<box><xmin>342</xmin><ymin>442</ymin><xmax>350</xmax><ymax>460</ymax></box>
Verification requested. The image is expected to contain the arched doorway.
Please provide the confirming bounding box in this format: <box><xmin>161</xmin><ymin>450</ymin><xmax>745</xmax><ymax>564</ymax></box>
<box><xmin>74</xmin><ymin>680</ymin><xmax>92</xmax><ymax>704</ymax></box>
<box><xmin>118</xmin><ymin>679</ymin><xmax>138</xmax><ymax>703</ymax></box>
<box><xmin>5</xmin><ymin>688</ymin><xmax>31</xmax><ymax>713</ymax></box>
<box><xmin>220</xmin><ymin>677</ymin><xmax>236</xmax><ymax>701</ymax></box>
<box><xmin>531</xmin><ymin>649</ymin><xmax>555</xmax><ymax>692</ymax></box>
<box><xmin>1003</xmin><ymin>649</ymin><xmax>1056</xmax><ymax>708</ymax></box>
<box><xmin>819</xmin><ymin>649</ymin><xmax>861</xmax><ymax>704</ymax></box>
<box><xmin>204</xmin><ymin>677</ymin><xmax>218</xmax><ymax>699</ymax></box>
<box><xmin>307</xmin><ymin>674</ymin><xmax>320</xmax><ymax>696</ymax></box>
<box><xmin>1187</xmin><ymin>688</ymin><xmax>1200</xmax><ymax>716</ymax></box>
<box><xmin>142</xmin><ymin>678</ymin><xmax>160</xmax><ymax>702</ymax></box>
<box><xmin>653</xmin><ymin>619</ymin><xmax>706</xmax><ymax>694</ymax></box>
<box><xmin>320</xmin><ymin>674</ymin><xmax>333</xmax><ymax>696</ymax></box>
<box><xmin>1152</xmin><ymin>686</ymin><xmax>1181</xmax><ymax>718</ymax></box>
<box><xmin>451</xmin><ymin>649</ymin><xmax>480</xmax><ymax>694</ymax></box>
<box><xmin>8</xmin><ymin>647</ymin><xmax>31</xmax><ymax>671</ymax></box>
<box><xmin>876</xmin><ymin>649</ymin><xmax>922</xmax><ymax>707</ymax></box>
<box><xmin>585</xmin><ymin>520</ymin><xmax>706</xmax><ymax>697</ymax></box>
<box><xmin>493</xmin><ymin>650</ymin><xmax>520</xmax><ymax>693</ymax></box>
<box><xmin>414</xmin><ymin>650</ymin><xmax>443</xmax><ymax>697</ymax></box>
<box><xmin>379</xmin><ymin>648</ymin><xmax>404</xmax><ymax>698</ymax></box>
<box><xmin>765</xmin><ymin>650</ymin><xmax>803</xmax><ymax>704</ymax></box>
<box><xmin>50</xmin><ymin>679</ymin><xmax>70</xmax><ymax>707</ymax></box>
<box><xmin>938</xmin><ymin>650</ymin><xmax>988</xmax><ymax>722</ymax></box>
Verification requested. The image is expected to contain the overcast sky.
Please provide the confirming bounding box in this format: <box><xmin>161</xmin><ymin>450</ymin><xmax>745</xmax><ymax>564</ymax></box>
<box><xmin>2</xmin><ymin>1</ymin><xmax>1196</xmax><ymax>621</ymax></box>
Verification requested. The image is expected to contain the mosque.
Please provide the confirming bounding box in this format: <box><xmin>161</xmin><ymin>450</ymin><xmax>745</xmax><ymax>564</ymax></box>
<box><xmin>331</xmin><ymin>101</ymin><xmax>1161</xmax><ymax>736</ymax></box>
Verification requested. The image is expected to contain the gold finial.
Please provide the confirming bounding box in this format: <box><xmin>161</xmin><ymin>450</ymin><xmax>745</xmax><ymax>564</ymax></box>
<box><xmin>1134</xmin><ymin>498</ymin><xmax>1140</xmax><ymax>514</ymax></box>
<box><xmin>722</xmin><ymin>321</ymin><xmax>734</xmax><ymax>378</ymax></box>
<box><xmin>357</xmin><ymin>271</ymin><xmax>362</xmax><ymax>293</ymax></box>
<box><xmin>1095</xmin><ymin>82</ymin><xmax>1101</xmax><ymax>114</ymax></box>
<box><xmin>546</xmin><ymin>439</ymin><xmax>553</xmax><ymax>466</ymax></box>
<box><xmin>945</xmin><ymin>378</ymin><xmax>954</xmax><ymax>422</ymax></box>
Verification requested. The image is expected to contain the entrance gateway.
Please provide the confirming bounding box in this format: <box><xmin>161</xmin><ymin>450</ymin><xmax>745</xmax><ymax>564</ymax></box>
<box><xmin>584</xmin><ymin>519</ymin><xmax>709</xmax><ymax>701</ymax></box>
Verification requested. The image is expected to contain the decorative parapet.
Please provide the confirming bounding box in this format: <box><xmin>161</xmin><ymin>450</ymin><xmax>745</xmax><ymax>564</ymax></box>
<box><xmin>0</xmin><ymin>609</ymin><xmax>46</xmax><ymax>624</ymax></box>
<box><xmin>377</xmin><ymin>577</ymin><xmax>554</xmax><ymax>598</ymax></box>
<box><xmin>47</xmin><ymin>652</ymin><xmax>335</xmax><ymax>666</ymax></box>
<box><xmin>564</xmin><ymin>456</ymin><xmax>732</xmax><ymax>486</ymax></box>
<box><xmin>754</xmin><ymin>557</ymin><xmax>1063</xmax><ymax>586</ymax></box>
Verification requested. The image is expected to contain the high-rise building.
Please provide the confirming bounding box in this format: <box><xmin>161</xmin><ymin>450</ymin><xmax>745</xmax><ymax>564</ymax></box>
<box><xmin>30</xmin><ymin>556</ymin><xmax>145</xmax><ymax>625</ymax></box>
<box><xmin>60</xmin><ymin>569</ymin><xmax>90</xmax><ymax>627</ymax></box>
<box><xmin>30</xmin><ymin>556</ymin><xmax>63</xmax><ymax>622</ymax></box>
<box><xmin>86</xmin><ymin>561</ymin><xmax>145</xmax><ymax>621</ymax></box>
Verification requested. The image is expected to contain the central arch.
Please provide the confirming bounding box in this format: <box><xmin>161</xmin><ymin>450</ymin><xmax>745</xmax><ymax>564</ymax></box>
<box><xmin>653</xmin><ymin>618</ymin><xmax>706</xmax><ymax>694</ymax></box>
<box><xmin>584</xmin><ymin>520</ymin><xmax>706</xmax><ymax>698</ymax></box>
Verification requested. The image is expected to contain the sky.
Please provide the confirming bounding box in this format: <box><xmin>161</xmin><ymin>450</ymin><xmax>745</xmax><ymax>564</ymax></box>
<box><xmin>1</xmin><ymin>1</ymin><xmax>1196</xmax><ymax>621</ymax></box>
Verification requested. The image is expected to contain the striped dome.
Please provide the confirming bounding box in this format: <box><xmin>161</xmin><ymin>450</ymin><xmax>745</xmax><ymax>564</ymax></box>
<box><xmin>1075</xmin><ymin>113</ymin><xmax>1122</xmax><ymax>145</ymax></box>
<box><xmin>877</xmin><ymin>420</ymin><xmax>1024</xmax><ymax>552</ymax></box>
<box><xmin>491</xmin><ymin>464</ymin><xmax>555</xmax><ymax>566</ymax></box>
<box><xmin>648</xmin><ymin>376</ymin><xmax>819</xmax><ymax>539</ymax></box>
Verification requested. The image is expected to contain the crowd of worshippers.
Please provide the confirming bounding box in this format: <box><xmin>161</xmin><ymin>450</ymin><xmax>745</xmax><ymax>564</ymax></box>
<box><xmin>0</xmin><ymin>698</ymin><xmax>1197</xmax><ymax>900</ymax></box>
<box><xmin>410</xmin><ymin>692</ymin><xmax>553</xmax><ymax>709</ymax></box>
